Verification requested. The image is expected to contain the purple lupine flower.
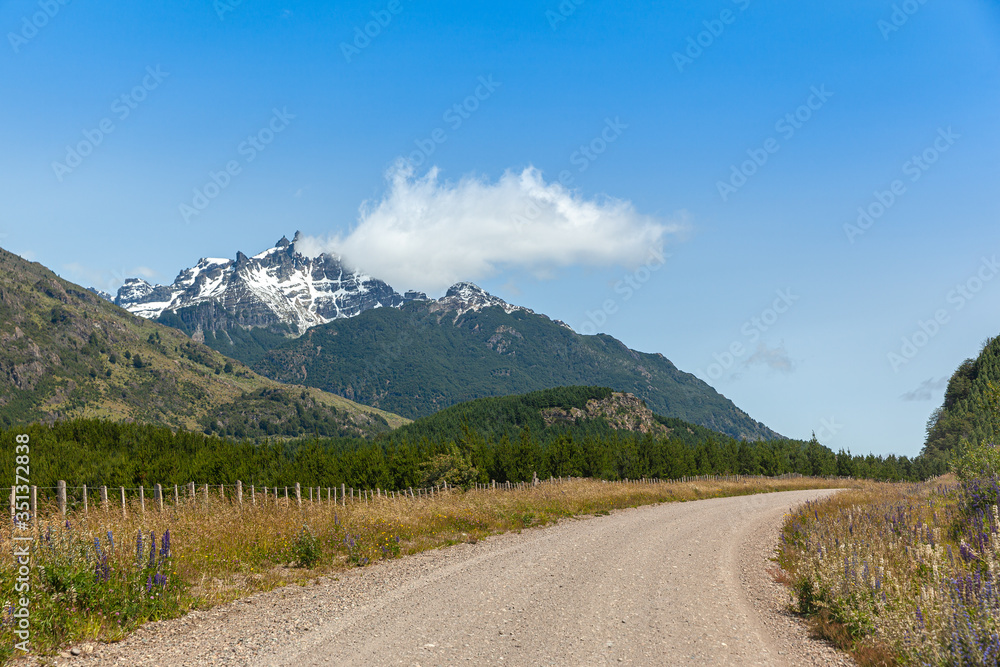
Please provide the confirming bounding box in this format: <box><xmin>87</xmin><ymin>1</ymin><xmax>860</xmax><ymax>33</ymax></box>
<box><xmin>146</xmin><ymin>575</ymin><xmax>153</xmax><ymax>593</ymax></box>
<box><xmin>107</xmin><ymin>530</ymin><xmax>114</xmax><ymax>553</ymax></box>
<box><xmin>154</xmin><ymin>573</ymin><xmax>167</xmax><ymax>586</ymax></box>
<box><xmin>94</xmin><ymin>537</ymin><xmax>102</xmax><ymax>559</ymax></box>
<box><xmin>160</xmin><ymin>530</ymin><xmax>170</xmax><ymax>559</ymax></box>
<box><xmin>136</xmin><ymin>530</ymin><xmax>144</xmax><ymax>564</ymax></box>
<box><xmin>149</xmin><ymin>531</ymin><xmax>156</xmax><ymax>568</ymax></box>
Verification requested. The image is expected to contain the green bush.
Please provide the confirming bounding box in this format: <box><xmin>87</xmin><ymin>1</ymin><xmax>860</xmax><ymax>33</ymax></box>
<box><xmin>419</xmin><ymin>447</ymin><xmax>481</xmax><ymax>490</ymax></box>
<box><xmin>292</xmin><ymin>525</ymin><xmax>320</xmax><ymax>568</ymax></box>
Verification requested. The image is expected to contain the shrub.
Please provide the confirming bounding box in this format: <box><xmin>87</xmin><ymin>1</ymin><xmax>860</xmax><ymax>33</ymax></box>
<box><xmin>292</xmin><ymin>525</ymin><xmax>320</xmax><ymax>568</ymax></box>
<box><xmin>419</xmin><ymin>447</ymin><xmax>480</xmax><ymax>490</ymax></box>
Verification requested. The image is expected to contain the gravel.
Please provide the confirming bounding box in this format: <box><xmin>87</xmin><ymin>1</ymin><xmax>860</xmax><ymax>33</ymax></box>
<box><xmin>35</xmin><ymin>489</ymin><xmax>853</xmax><ymax>666</ymax></box>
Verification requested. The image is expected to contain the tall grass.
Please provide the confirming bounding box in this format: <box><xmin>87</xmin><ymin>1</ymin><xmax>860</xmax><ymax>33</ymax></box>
<box><xmin>1</xmin><ymin>476</ymin><xmax>849</xmax><ymax>663</ymax></box>
<box><xmin>779</xmin><ymin>475</ymin><xmax>1000</xmax><ymax>665</ymax></box>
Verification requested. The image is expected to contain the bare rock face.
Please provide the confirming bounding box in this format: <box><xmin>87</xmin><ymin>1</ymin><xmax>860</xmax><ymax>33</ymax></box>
<box><xmin>541</xmin><ymin>392</ymin><xmax>668</xmax><ymax>436</ymax></box>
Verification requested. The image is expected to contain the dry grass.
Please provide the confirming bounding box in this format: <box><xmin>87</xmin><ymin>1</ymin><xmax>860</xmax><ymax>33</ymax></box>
<box><xmin>1</xmin><ymin>476</ymin><xmax>851</xmax><ymax>661</ymax></box>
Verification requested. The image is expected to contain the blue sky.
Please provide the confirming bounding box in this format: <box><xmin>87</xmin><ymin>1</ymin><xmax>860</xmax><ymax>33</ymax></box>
<box><xmin>2</xmin><ymin>0</ymin><xmax>998</xmax><ymax>457</ymax></box>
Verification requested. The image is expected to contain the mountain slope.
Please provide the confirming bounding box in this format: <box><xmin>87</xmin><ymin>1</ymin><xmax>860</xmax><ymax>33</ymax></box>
<box><xmin>922</xmin><ymin>335</ymin><xmax>1000</xmax><ymax>462</ymax></box>
<box><xmin>0</xmin><ymin>247</ymin><xmax>407</xmax><ymax>435</ymax></box>
<box><xmin>252</xmin><ymin>295</ymin><xmax>781</xmax><ymax>441</ymax></box>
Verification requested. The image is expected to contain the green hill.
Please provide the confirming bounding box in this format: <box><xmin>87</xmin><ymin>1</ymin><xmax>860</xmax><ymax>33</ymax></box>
<box><xmin>922</xmin><ymin>336</ymin><xmax>1000</xmax><ymax>462</ymax></box>
<box><xmin>250</xmin><ymin>300</ymin><xmax>781</xmax><ymax>441</ymax></box>
<box><xmin>384</xmin><ymin>385</ymin><xmax>722</xmax><ymax>447</ymax></box>
<box><xmin>0</xmin><ymin>247</ymin><xmax>407</xmax><ymax>437</ymax></box>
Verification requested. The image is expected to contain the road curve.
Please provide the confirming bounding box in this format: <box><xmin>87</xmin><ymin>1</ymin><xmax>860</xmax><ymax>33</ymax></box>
<box><xmin>75</xmin><ymin>489</ymin><xmax>849</xmax><ymax>666</ymax></box>
<box><xmin>260</xmin><ymin>489</ymin><xmax>842</xmax><ymax>666</ymax></box>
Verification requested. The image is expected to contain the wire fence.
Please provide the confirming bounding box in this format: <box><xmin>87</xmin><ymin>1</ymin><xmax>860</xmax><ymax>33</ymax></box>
<box><xmin>6</xmin><ymin>472</ymin><xmax>828</xmax><ymax>526</ymax></box>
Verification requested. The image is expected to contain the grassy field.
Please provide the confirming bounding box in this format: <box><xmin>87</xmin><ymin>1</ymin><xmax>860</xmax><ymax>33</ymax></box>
<box><xmin>0</xmin><ymin>475</ymin><xmax>852</xmax><ymax>663</ymax></box>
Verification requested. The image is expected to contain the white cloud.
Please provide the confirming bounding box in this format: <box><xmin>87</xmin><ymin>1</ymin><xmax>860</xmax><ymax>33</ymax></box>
<box><xmin>297</xmin><ymin>162</ymin><xmax>688</xmax><ymax>294</ymax></box>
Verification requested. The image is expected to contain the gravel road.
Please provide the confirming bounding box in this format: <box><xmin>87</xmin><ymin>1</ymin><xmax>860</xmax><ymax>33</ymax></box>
<box><xmin>64</xmin><ymin>488</ymin><xmax>852</xmax><ymax>666</ymax></box>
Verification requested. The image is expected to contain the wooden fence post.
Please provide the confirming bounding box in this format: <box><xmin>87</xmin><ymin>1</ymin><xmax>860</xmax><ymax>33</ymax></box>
<box><xmin>251</xmin><ymin>484</ymin><xmax>255</xmax><ymax>506</ymax></box>
<box><xmin>174</xmin><ymin>484</ymin><xmax>179</xmax><ymax>506</ymax></box>
<box><xmin>82</xmin><ymin>484</ymin><xmax>88</xmax><ymax>515</ymax></box>
<box><xmin>295</xmin><ymin>483</ymin><xmax>301</xmax><ymax>507</ymax></box>
<box><xmin>100</xmin><ymin>486</ymin><xmax>107</xmax><ymax>512</ymax></box>
<box><xmin>120</xmin><ymin>486</ymin><xmax>126</xmax><ymax>517</ymax></box>
<box><xmin>139</xmin><ymin>486</ymin><xmax>145</xmax><ymax>514</ymax></box>
<box><xmin>237</xmin><ymin>481</ymin><xmax>243</xmax><ymax>506</ymax></box>
<box><xmin>308</xmin><ymin>486</ymin><xmax>312</xmax><ymax>502</ymax></box>
<box><xmin>341</xmin><ymin>484</ymin><xmax>346</xmax><ymax>506</ymax></box>
<box><xmin>155</xmin><ymin>484</ymin><xmax>163</xmax><ymax>512</ymax></box>
<box><xmin>57</xmin><ymin>480</ymin><xmax>67</xmax><ymax>518</ymax></box>
<box><xmin>30</xmin><ymin>486</ymin><xmax>37</xmax><ymax>526</ymax></box>
<box><xmin>219</xmin><ymin>484</ymin><xmax>225</xmax><ymax>502</ymax></box>
<box><xmin>203</xmin><ymin>484</ymin><xmax>209</xmax><ymax>504</ymax></box>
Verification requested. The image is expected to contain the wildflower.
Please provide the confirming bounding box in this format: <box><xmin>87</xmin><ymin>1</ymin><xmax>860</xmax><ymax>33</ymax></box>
<box><xmin>146</xmin><ymin>575</ymin><xmax>153</xmax><ymax>594</ymax></box>
<box><xmin>149</xmin><ymin>531</ymin><xmax>156</xmax><ymax>568</ymax></box>
<box><xmin>107</xmin><ymin>530</ymin><xmax>115</xmax><ymax>553</ymax></box>
<box><xmin>160</xmin><ymin>530</ymin><xmax>171</xmax><ymax>559</ymax></box>
<box><xmin>136</xmin><ymin>530</ymin><xmax>144</xmax><ymax>565</ymax></box>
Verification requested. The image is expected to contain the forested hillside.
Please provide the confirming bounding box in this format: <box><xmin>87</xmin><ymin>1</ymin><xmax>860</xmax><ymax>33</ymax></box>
<box><xmin>251</xmin><ymin>299</ymin><xmax>782</xmax><ymax>441</ymax></box>
<box><xmin>1</xmin><ymin>388</ymin><xmax>940</xmax><ymax>492</ymax></box>
<box><xmin>922</xmin><ymin>336</ymin><xmax>1000</xmax><ymax>464</ymax></box>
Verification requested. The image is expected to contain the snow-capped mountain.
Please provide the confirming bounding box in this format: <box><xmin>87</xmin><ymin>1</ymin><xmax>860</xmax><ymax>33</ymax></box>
<box><xmin>429</xmin><ymin>282</ymin><xmax>534</xmax><ymax>319</ymax></box>
<box><xmin>114</xmin><ymin>234</ymin><xmax>530</xmax><ymax>334</ymax></box>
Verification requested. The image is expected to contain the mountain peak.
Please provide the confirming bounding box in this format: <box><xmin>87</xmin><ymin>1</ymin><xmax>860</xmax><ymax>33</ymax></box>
<box><xmin>445</xmin><ymin>282</ymin><xmax>488</xmax><ymax>299</ymax></box>
<box><xmin>435</xmin><ymin>282</ymin><xmax>532</xmax><ymax>318</ymax></box>
<box><xmin>115</xmin><ymin>235</ymin><xmax>408</xmax><ymax>333</ymax></box>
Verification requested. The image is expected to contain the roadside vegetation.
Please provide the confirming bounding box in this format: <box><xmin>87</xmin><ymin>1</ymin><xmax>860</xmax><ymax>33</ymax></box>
<box><xmin>1</xmin><ymin>475</ymin><xmax>852</xmax><ymax>664</ymax></box>
<box><xmin>779</xmin><ymin>382</ymin><xmax>1000</xmax><ymax>665</ymax></box>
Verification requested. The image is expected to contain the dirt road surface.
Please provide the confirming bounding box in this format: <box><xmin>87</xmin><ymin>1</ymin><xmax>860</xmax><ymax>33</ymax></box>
<box><xmin>73</xmin><ymin>488</ymin><xmax>851</xmax><ymax>666</ymax></box>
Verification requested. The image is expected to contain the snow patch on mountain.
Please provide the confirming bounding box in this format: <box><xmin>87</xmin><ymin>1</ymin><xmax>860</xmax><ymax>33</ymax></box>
<box><xmin>114</xmin><ymin>235</ymin><xmax>542</xmax><ymax>334</ymax></box>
